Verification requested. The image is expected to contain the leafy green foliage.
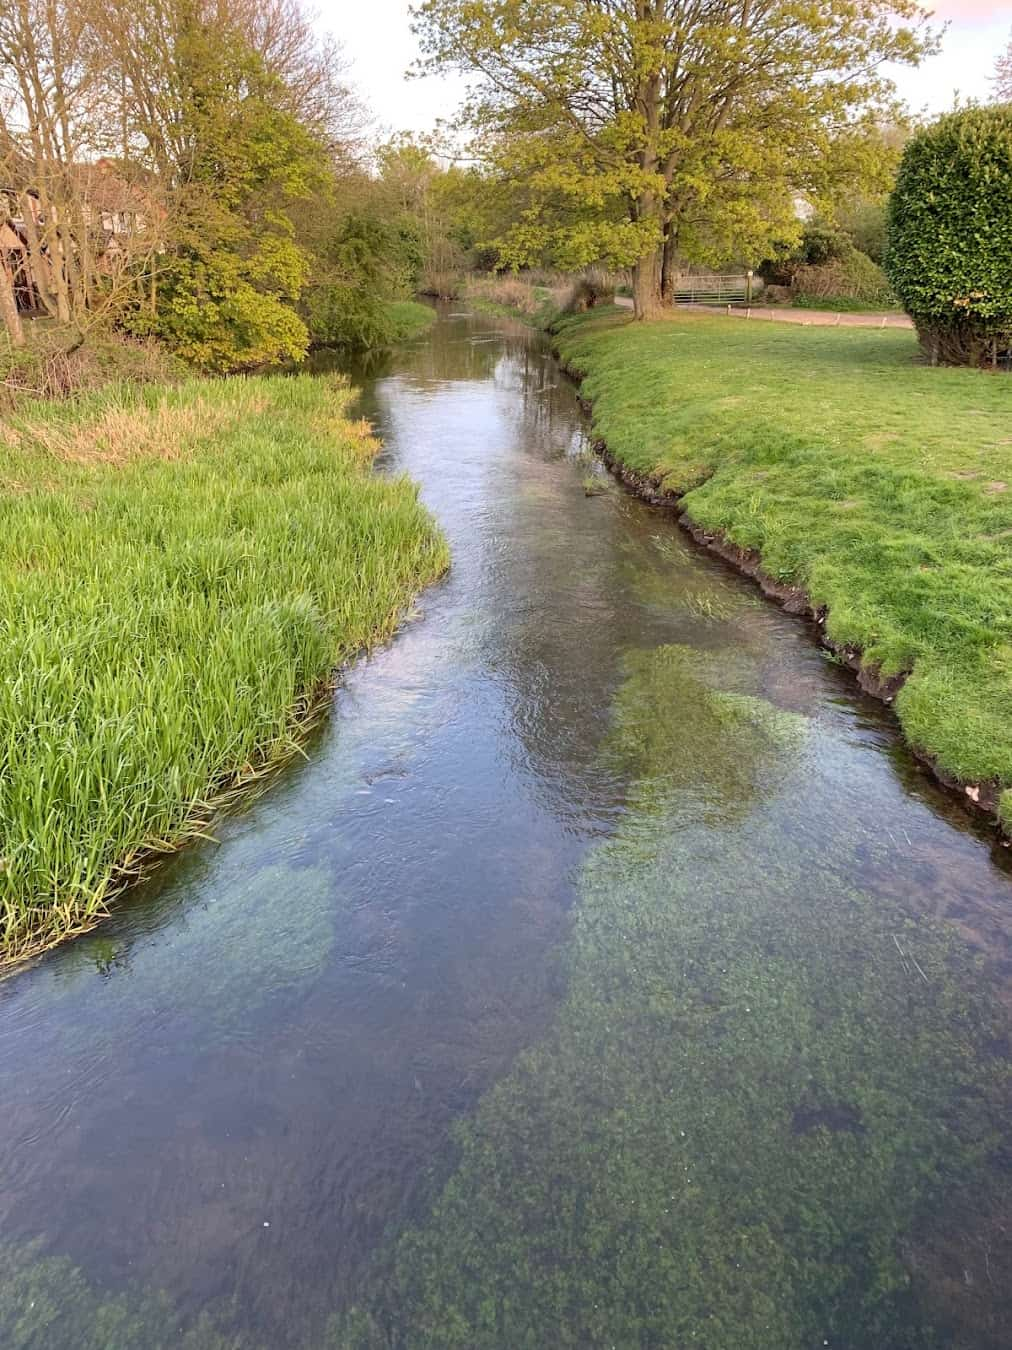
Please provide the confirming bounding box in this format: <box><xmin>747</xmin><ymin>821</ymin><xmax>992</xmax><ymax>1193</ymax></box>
<box><xmin>837</xmin><ymin>198</ymin><xmax>889</xmax><ymax>265</ymax></box>
<box><xmin>763</xmin><ymin>219</ymin><xmax>894</xmax><ymax>306</ymax></box>
<box><xmin>793</xmin><ymin>248</ymin><xmax>896</xmax><ymax>307</ymax></box>
<box><xmin>0</xmin><ymin>375</ymin><xmax>447</xmax><ymax>960</ymax></box>
<box><xmin>373</xmin><ymin>136</ymin><xmax>491</xmax><ymax>290</ymax></box>
<box><xmin>885</xmin><ymin>106</ymin><xmax>1012</xmax><ymax>365</ymax></box>
<box><xmin>300</xmin><ymin>213</ymin><xmax>422</xmax><ymax>349</ymax></box>
<box><xmin>145</xmin><ymin>252</ymin><xmax>310</xmax><ymax>371</ymax></box>
<box><xmin>554</xmin><ymin>309</ymin><xmax>1012</xmax><ymax>792</ymax></box>
<box><xmin>129</xmin><ymin>25</ymin><xmax>324</xmax><ymax>371</ymax></box>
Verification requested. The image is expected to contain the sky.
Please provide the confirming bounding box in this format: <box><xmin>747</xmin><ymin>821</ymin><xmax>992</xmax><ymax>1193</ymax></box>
<box><xmin>326</xmin><ymin>1</ymin><xmax>1011</xmax><ymax>138</ymax></box>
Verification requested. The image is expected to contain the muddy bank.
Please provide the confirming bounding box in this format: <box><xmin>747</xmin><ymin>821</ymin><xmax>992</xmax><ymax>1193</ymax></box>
<box><xmin>560</xmin><ymin>354</ymin><xmax>1007</xmax><ymax>838</ymax></box>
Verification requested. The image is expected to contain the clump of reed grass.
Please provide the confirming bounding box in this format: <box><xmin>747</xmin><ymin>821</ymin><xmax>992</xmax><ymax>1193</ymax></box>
<box><xmin>0</xmin><ymin>373</ymin><xmax>449</xmax><ymax>964</ymax></box>
<box><xmin>418</xmin><ymin>270</ymin><xmax>464</xmax><ymax>299</ymax></box>
<box><xmin>466</xmin><ymin>275</ymin><xmax>546</xmax><ymax>315</ymax></box>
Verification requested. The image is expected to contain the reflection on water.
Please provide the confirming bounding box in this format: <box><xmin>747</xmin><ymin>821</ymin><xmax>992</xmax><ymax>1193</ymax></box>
<box><xmin>0</xmin><ymin>305</ymin><xmax>1009</xmax><ymax>1347</ymax></box>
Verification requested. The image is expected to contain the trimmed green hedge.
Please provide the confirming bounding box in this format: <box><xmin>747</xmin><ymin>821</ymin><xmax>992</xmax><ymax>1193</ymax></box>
<box><xmin>886</xmin><ymin>105</ymin><xmax>1012</xmax><ymax>366</ymax></box>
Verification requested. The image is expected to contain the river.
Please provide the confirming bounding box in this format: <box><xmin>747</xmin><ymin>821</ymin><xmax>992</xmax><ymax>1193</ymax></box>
<box><xmin>0</xmin><ymin>307</ymin><xmax>1008</xmax><ymax>1348</ymax></box>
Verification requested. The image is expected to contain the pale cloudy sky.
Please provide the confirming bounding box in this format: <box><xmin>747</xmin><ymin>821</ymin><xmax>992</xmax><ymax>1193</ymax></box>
<box><xmin>325</xmin><ymin>1</ymin><xmax>1011</xmax><ymax>137</ymax></box>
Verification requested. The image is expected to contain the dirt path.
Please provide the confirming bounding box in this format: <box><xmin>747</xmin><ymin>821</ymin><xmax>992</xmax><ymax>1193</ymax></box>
<box><xmin>615</xmin><ymin>296</ymin><xmax>913</xmax><ymax>329</ymax></box>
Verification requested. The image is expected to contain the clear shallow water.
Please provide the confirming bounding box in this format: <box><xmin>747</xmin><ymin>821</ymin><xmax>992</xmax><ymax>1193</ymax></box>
<box><xmin>0</xmin><ymin>309</ymin><xmax>1009</xmax><ymax>1347</ymax></box>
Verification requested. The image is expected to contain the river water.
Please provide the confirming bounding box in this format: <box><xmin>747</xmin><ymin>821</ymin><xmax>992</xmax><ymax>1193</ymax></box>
<box><xmin>0</xmin><ymin>308</ymin><xmax>1009</xmax><ymax>1348</ymax></box>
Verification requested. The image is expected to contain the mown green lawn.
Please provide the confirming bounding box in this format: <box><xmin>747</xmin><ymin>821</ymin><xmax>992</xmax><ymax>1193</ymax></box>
<box><xmin>553</xmin><ymin>308</ymin><xmax>1012</xmax><ymax>817</ymax></box>
<box><xmin>0</xmin><ymin>374</ymin><xmax>447</xmax><ymax>962</ymax></box>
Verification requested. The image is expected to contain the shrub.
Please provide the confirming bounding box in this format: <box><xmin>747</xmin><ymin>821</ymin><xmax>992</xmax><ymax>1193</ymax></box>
<box><xmin>467</xmin><ymin>275</ymin><xmax>542</xmax><ymax>313</ymax></box>
<box><xmin>885</xmin><ymin>105</ymin><xmax>1012</xmax><ymax>366</ymax></box>
<box><xmin>301</xmin><ymin>283</ymin><xmax>398</xmax><ymax>350</ymax></box>
<box><xmin>792</xmin><ymin>248</ymin><xmax>896</xmax><ymax>307</ymax></box>
<box><xmin>560</xmin><ymin>267</ymin><xmax>617</xmax><ymax>314</ymax></box>
<box><xmin>1</xmin><ymin>326</ymin><xmax>184</xmax><ymax>410</ymax></box>
<box><xmin>300</xmin><ymin>213</ymin><xmax>415</xmax><ymax>351</ymax></box>
<box><xmin>760</xmin><ymin>219</ymin><xmax>850</xmax><ymax>286</ymax></box>
<box><xmin>837</xmin><ymin>199</ymin><xmax>888</xmax><ymax>265</ymax></box>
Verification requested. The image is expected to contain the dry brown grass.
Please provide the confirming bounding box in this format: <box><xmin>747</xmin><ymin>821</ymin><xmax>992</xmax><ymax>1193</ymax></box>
<box><xmin>1</xmin><ymin>325</ymin><xmax>185</xmax><ymax>413</ymax></box>
<box><xmin>309</xmin><ymin>405</ymin><xmax>380</xmax><ymax>465</ymax></box>
<box><xmin>467</xmin><ymin>275</ymin><xmax>548</xmax><ymax>314</ymax></box>
<box><xmin>419</xmin><ymin>269</ymin><xmax>464</xmax><ymax>299</ymax></box>
<box><xmin>11</xmin><ymin>388</ymin><xmax>266</xmax><ymax>466</ymax></box>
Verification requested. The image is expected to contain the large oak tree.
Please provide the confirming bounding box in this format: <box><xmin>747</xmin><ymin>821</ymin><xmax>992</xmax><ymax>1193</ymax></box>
<box><xmin>412</xmin><ymin>0</ymin><xmax>936</xmax><ymax>316</ymax></box>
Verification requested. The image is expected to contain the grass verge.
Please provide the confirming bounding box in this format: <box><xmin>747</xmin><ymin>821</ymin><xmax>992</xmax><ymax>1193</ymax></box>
<box><xmin>790</xmin><ymin>294</ymin><xmax>904</xmax><ymax>314</ymax></box>
<box><xmin>382</xmin><ymin>300</ymin><xmax>437</xmax><ymax>342</ymax></box>
<box><xmin>0</xmin><ymin>373</ymin><xmax>448</xmax><ymax>964</ymax></box>
<box><xmin>552</xmin><ymin>308</ymin><xmax>1012</xmax><ymax>827</ymax></box>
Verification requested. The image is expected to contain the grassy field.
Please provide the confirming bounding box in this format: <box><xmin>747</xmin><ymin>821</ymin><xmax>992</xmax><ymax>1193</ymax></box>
<box><xmin>553</xmin><ymin>308</ymin><xmax>1012</xmax><ymax>822</ymax></box>
<box><xmin>0</xmin><ymin>374</ymin><xmax>448</xmax><ymax>963</ymax></box>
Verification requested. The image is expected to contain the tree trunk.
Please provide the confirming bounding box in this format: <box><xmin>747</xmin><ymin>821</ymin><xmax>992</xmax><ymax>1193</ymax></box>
<box><xmin>661</xmin><ymin>226</ymin><xmax>678</xmax><ymax>306</ymax></box>
<box><xmin>0</xmin><ymin>257</ymin><xmax>26</xmax><ymax>346</ymax></box>
<box><xmin>633</xmin><ymin>249</ymin><xmax>663</xmax><ymax>320</ymax></box>
<box><xmin>19</xmin><ymin>196</ymin><xmax>59</xmax><ymax>319</ymax></box>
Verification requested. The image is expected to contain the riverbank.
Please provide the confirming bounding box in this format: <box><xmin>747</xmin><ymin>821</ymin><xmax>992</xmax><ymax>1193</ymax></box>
<box><xmin>1</xmin><ymin>302</ymin><xmax>434</xmax><ymax>412</ymax></box>
<box><xmin>551</xmin><ymin>307</ymin><xmax>1012</xmax><ymax>833</ymax></box>
<box><xmin>0</xmin><ymin>374</ymin><xmax>448</xmax><ymax>964</ymax></box>
<box><xmin>383</xmin><ymin>300</ymin><xmax>437</xmax><ymax>342</ymax></box>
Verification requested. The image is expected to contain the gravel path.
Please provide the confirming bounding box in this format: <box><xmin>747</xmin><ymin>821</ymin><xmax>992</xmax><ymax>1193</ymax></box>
<box><xmin>615</xmin><ymin>296</ymin><xmax>913</xmax><ymax>329</ymax></box>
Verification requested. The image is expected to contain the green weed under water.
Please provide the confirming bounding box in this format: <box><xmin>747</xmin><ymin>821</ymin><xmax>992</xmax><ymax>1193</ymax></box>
<box><xmin>333</xmin><ymin>646</ymin><xmax>1009</xmax><ymax>1349</ymax></box>
<box><xmin>0</xmin><ymin>374</ymin><xmax>448</xmax><ymax>962</ymax></box>
<box><xmin>554</xmin><ymin>309</ymin><xmax>1012</xmax><ymax>800</ymax></box>
<box><xmin>0</xmin><ymin>1241</ymin><xmax>242</xmax><ymax>1349</ymax></box>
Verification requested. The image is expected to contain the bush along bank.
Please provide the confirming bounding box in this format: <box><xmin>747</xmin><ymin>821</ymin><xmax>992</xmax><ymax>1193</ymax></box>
<box><xmin>0</xmin><ymin>374</ymin><xmax>449</xmax><ymax>965</ymax></box>
<box><xmin>550</xmin><ymin>307</ymin><xmax>1012</xmax><ymax>836</ymax></box>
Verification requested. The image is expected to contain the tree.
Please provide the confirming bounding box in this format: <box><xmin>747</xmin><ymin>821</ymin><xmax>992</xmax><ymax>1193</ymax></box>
<box><xmin>116</xmin><ymin>9</ymin><xmax>325</xmax><ymax>369</ymax></box>
<box><xmin>374</xmin><ymin>135</ymin><xmax>487</xmax><ymax>285</ymax></box>
<box><xmin>80</xmin><ymin>0</ymin><xmax>341</xmax><ymax>369</ymax></box>
<box><xmin>0</xmin><ymin>0</ymin><xmax>162</xmax><ymax>340</ymax></box>
<box><xmin>0</xmin><ymin>0</ymin><xmax>362</xmax><ymax>366</ymax></box>
<box><xmin>995</xmin><ymin>28</ymin><xmax>1012</xmax><ymax>102</ymax></box>
<box><xmin>412</xmin><ymin>0</ymin><xmax>937</xmax><ymax>318</ymax></box>
<box><xmin>885</xmin><ymin>105</ymin><xmax>1012</xmax><ymax>368</ymax></box>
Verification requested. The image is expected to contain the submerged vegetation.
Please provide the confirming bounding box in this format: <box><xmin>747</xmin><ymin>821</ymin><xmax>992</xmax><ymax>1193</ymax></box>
<box><xmin>0</xmin><ymin>1241</ymin><xmax>242</xmax><ymax>1350</ymax></box>
<box><xmin>336</xmin><ymin>646</ymin><xmax>1009</xmax><ymax>1348</ymax></box>
<box><xmin>0</xmin><ymin>375</ymin><xmax>447</xmax><ymax>962</ymax></box>
<box><xmin>553</xmin><ymin>308</ymin><xmax>1012</xmax><ymax>822</ymax></box>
